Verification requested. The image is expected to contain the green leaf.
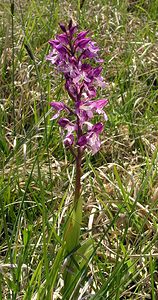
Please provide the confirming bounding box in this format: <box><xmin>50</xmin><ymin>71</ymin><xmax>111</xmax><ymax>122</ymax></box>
<box><xmin>63</xmin><ymin>197</ymin><xmax>82</xmax><ymax>253</ymax></box>
<box><xmin>63</xmin><ymin>238</ymin><xmax>94</xmax><ymax>299</ymax></box>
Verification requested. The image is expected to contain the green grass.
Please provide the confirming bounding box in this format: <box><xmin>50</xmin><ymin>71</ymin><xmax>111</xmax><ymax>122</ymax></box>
<box><xmin>0</xmin><ymin>0</ymin><xmax>158</xmax><ymax>299</ymax></box>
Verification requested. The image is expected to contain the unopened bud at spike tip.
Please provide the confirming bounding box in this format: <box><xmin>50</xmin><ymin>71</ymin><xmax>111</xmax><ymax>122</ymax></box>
<box><xmin>68</xmin><ymin>19</ymin><xmax>73</xmax><ymax>30</ymax></box>
<box><xmin>59</xmin><ymin>23</ymin><xmax>67</xmax><ymax>32</ymax></box>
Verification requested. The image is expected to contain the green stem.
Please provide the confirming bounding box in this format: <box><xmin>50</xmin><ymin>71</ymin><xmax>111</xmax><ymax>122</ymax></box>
<box><xmin>74</xmin><ymin>113</ymin><xmax>83</xmax><ymax>207</ymax></box>
<box><xmin>74</xmin><ymin>146</ymin><xmax>82</xmax><ymax>209</ymax></box>
<box><xmin>62</xmin><ymin>107</ymin><xmax>84</xmax><ymax>298</ymax></box>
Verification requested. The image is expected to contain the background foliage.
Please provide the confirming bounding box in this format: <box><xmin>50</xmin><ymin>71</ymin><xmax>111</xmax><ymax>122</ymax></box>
<box><xmin>0</xmin><ymin>0</ymin><xmax>158</xmax><ymax>299</ymax></box>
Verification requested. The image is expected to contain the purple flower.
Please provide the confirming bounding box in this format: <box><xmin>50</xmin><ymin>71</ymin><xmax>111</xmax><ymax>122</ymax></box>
<box><xmin>75</xmin><ymin>30</ymin><xmax>89</xmax><ymax>40</ymax></box>
<box><xmin>50</xmin><ymin>102</ymin><xmax>67</xmax><ymax>119</ymax></box>
<box><xmin>75</xmin><ymin>38</ymin><xmax>91</xmax><ymax>49</ymax></box>
<box><xmin>47</xmin><ymin>21</ymin><xmax>108</xmax><ymax>154</ymax></box>
<box><xmin>79</xmin><ymin>99</ymin><xmax>108</xmax><ymax>121</ymax></box>
<box><xmin>64</xmin><ymin>134</ymin><xmax>74</xmax><ymax>146</ymax></box>
<box><xmin>46</xmin><ymin>49</ymin><xmax>58</xmax><ymax>64</ymax></box>
<box><xmin>58</xmin><ymin>118</ymin><xmax>77</xmax><ymax>147</ymax></box>
<box><xmin>56</xmin><ymin>34</ymin><xmax>69</xmax><ymax>44</ymax></box>
<box><xmin>58</xmin><ymin>118</ymin><xmax>76</xmax><ymax>134</ymax></box>
<box><xmin>78</xmin><ymin>123</ymin><xmax>104</xmax><ymax>154</ymax></box>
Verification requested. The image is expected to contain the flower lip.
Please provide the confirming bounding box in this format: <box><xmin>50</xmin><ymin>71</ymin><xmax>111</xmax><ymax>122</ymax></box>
<box><xmin>92</xmin><ymin>122</ymin><xmax>104</xmax><ymax>133</ymax></box>
<box><xmin>46</xmin><ymin>50</ymin><xmax>58</xmax><ymax>64</ymax></box>
<box><xmin>58</xmin><ymin>118</ymin><xmax>72</xmax><ymax>127</ymax></box>
<box><xmin>64</xmin><ymin>134</ymin><xmax>74</xmax><ymax>146</ymax></box>
<box><xmin>78</xmin><ymin>135</ymin><xmax>87</xmax><ymax>146</ymax></box>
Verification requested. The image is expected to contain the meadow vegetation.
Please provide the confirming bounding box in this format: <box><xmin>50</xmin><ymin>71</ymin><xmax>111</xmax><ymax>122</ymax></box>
<box><xmin>0</xmin><ymin>0</ymin><xmax>158</xmax><ymax>299</ymax></box>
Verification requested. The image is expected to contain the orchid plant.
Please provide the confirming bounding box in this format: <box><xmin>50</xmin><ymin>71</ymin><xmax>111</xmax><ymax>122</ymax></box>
<box><xmin>46</xmin><ymin>20</ymin><xmax>108</xmax><ymax>296</ymax></box>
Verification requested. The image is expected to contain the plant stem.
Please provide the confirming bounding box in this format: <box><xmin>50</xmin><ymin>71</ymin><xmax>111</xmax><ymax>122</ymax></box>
<box><xmin>74</xmin><ymin>147</ymin><xmax>82</xmax><ymax>208</ymax></box>
<box><xmin>74</xmin><ymin>116</ymin><xmax>82</xmax><ymax>209</ymax></box>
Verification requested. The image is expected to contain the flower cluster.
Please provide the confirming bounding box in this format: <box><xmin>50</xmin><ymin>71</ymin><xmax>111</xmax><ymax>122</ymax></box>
<box><xmin>47</xmin><ymin>20</ymin><xmax>108</xmax><ymax>154</ymax></box>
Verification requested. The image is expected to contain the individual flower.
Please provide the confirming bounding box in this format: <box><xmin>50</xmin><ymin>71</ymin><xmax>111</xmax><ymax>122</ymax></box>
<box><xmin>79</xmin><ymin>99</ymin><xmax>108</xmax><ymax>121</ymax></box>
<box><xmin>50</xmin><ymin>102</ymin><xmax>67</xmax><ymax>119</ymax></box>
<box><xmin>58</xmin><ymin>118</ymin><xmax>76</xmax><ymax>146</ymax></box>
<box><xmin>78</xmin><ymin>123</ymin><xmax>104</xmax><ymax>154</ymax></box>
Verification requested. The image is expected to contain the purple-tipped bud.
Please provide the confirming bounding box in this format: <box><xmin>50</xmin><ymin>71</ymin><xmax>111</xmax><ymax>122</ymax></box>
<box><xmin>59</xmin><ymin>23</ymin><xmax>67</xmax><ymax>32</ymax></box>
<box><xmin>75</xmin><ymin>38</ymin><xmax>91</xmax><ymax>49</ymax></box>
<box><xmin>76</xmin><ymin>31</ymin><xmax>89</xmax><ymax>40</ymax></box>
<box><xmin>69</xmin><ymin>25</ymin><xmax>78</xmax><ymax>36</ymax></box>
<box><xmin>68</xmin><ymin>19</ymin><xmax>73</xmax><ymax>30</ymax></box>
<box><xmin>56</xmin><ymin>34</ymin><xmax>69</xmax><ymax>44</ymax></box>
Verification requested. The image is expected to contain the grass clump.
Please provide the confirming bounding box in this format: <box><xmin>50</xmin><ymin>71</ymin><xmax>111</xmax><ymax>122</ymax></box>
<box><xmin>0</xmin><ymin>0</ymin><xmax>158</xmax><ymax>299</ymax></box>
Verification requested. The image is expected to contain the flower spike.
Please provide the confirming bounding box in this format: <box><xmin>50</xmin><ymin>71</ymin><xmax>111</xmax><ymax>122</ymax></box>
<box><xmin>47</xmin><ymin>21</ymin><xmax>108</xmax><ymax>153</ymax></box>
